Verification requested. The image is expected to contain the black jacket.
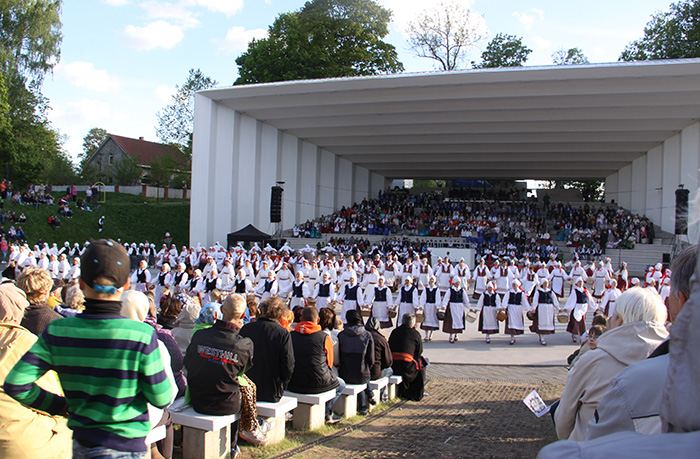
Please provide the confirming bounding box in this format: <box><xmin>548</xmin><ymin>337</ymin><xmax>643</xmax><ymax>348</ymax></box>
<box><xmin>338</xmin><ymin>325</ymin><xmax>374</xmax><ymax>384</ymax></box>
<box><xmin>184</xmin><ymin>320</ymin><xmax>253</xmax><ymax>416</ymax></box>
<box><xmin>367</xmin><ymin>327</ymin><xmax>392</xmax><ymax>380</ymax></box>
<box><xmin>240</xmin><ymin>318</ymin><xmax>295</xmax><ymax>402</ymax></box>
<box><xmin>288</xmin><ymin>323</ymin><xmax>338</xmax><ymax>394</ymax></box>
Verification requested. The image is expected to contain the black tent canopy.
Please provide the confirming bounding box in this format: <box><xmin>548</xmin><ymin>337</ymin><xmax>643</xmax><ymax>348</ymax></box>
<box><xmin>227</xmin><ymin>224</ymin><xmax>271</xmax><ymax>249</ymax></box>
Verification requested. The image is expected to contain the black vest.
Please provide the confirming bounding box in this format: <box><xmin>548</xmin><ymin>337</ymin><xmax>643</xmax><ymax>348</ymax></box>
<box><xmin>425</xmin><ymin>287</ymin><xmax>437</xmax><ymax>304</ymax></box>
<box><xmin>158</xmin><ymin>272</ymin><xmax>168</xmax><ymax>286</ymax></box>
<box><xmin>508</xmin><ymin>292</ymin><xmax>522</xmax><ymax>305</ymax></box>
<box><xmin>292</xmin><ymin>282</ymin><xmax>304</xmax><ymax>298</ymax></box>
<box><xmin>235</xmin><ymin>279</ymin><xmax>246</xmax><ymax>293</ymax></box>
<box><xmin>451</xmin><ymin>288</ymin><xmax>464</xmax><ymax>304</ymax></box>
<box><xmin>264</xmin><ymin>280</ymin><xmax>274</xmax><ymax>292</ymax></box>
<box><xmin>318</xmin><ymin>283</ymin><xmax>330</xmax><ymax>297</ymax></box>
<box><xmin>288</xmin><ymin>330</ymin><xmax>338</xmax><ymax>393</ymax></box>
<box><xmin>190</xmin><ymin>278</ymin><xmax>198</xmax><ymax>289</ymax></box>
<box><xmin>575</xmin><ymin>289</ymin><xmax>587</xmax><ymax>304</ymax></box>
<box><xmin>174</xmin><ymin>272</ymin><xmax>184</xmax><ymax>284</ymax></box>
<box><xmin>374</xmin><ymin>287</ymin><xmax>387</xmax><ymax>302</ymax></box>
<box><xmin>538</xmin><ymin>290</ymin><xmax>553</xmax><ymax>304</ymax></box>
<box><xmin>205</xmin><ymin>278</ymin><xmax>217</xmax><ymax>292</ymax></box>
<box><xmin>345</xmin><ymin>285</ymin><xmax>358</xmax><ymax>301</ymax></box>
<box><xmin>400</xmin><ymin>286</ymin><xmax>415</xmax><ymax>303</ymax></box>
<box><xmin>137</xmin><ymin>270</ymin><xmax>147</xmax><ymax>283</ymax></box>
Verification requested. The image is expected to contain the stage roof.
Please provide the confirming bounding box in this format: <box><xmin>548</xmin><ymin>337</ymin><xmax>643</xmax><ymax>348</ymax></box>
<box><xmin>199</xmin><ymin>59</ymin><xmax>700</xmax><ymax>180</ymax></box>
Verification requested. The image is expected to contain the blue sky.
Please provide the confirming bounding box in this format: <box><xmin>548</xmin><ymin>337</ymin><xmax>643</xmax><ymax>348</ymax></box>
<box><xmin>44</xmin><ymin>0</ymin><xmax>674</xmax><ymax>162</ymax></box>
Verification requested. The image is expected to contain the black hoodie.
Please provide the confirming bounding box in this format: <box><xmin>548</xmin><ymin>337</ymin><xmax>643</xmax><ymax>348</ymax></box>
<box><xmin>338</xmin><ymin>324</ymin><xmax>375</xmax><ymax>384</ymax></box>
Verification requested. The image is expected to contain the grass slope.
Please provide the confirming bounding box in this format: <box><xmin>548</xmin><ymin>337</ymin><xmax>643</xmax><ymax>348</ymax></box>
<box><xmin>5</xmin><ymin>192</ymin><xmax>190</xmax><ymax>247</ymax></box>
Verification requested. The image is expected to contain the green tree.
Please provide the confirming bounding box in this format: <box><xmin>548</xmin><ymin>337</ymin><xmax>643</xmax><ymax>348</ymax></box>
<box><xmin>472</xmin><ymin>33</ymin><xmax>532</xmax><ymax>68</ymax></box>
<box><xmin>407</xmin><ymin>0</ymin><xmax>487</xmax><ymax>70</ymax></box>
<box><xmin>156</xmin><ymin>69</ymin><xmax>216</xmax><ymax>158</ymax></box>
<box><xmin>144</xmin><ymin>154</ymin><xmax>177</xmax><ymax>187</ymax></box>
<box><xmin>110</xmin><ymin>158</ymin><xmax>142</xmax><ymax>186</ymax></box>
<box><xmin>621</xmin><ymin>0</ymin><xmax>700</xmax><ymax>60</ymax></box>
<box><xmin>235</xmin><ymin>0</ymin><xmax>403</xmax><ymax>85</ymax></box>
<box><xmin>80</xmin><ymin>127</ymin><xmax>108</xmax><ymax>167</ymax></box>
<box><xmin>552</xmin><ymin>47</ymin><xmax>589</xmax><ymax>65</ymax></box>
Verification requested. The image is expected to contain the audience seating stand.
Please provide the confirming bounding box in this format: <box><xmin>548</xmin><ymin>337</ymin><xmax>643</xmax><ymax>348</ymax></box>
<box><xmin>368</xmin><ymin>377</ymin><xmax>389</xmax><ymax>407</ymax></box>
<box><xmin>169</xmin><ymin>398</ymin><xmax>239</xmax><ymax>459</ymax></box>
<box><xmin>333</xmin><ymin>383</ymin><xmax>367</xmax><ymax>418</ymax></box>
<box><xmin>284</xmin><ymin>389</ymin><xmax>335</xmax><ymax>430</ymax></box>
<box><xmin>256</xmin><ymin>396</ymin><xmax>297</xmax><ymax>444</ymax></box>
<box><xmin>388</xmin><ymin>375</ymin><xmax>403</xmax><ymax>400</ymax></box>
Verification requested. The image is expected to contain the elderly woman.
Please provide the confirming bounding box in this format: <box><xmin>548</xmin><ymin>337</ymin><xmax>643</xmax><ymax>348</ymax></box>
<box><xmin>171</xmin><ymin>294</ymin><xmax>201</xmax><ymax>354</ymax></box>
<box><xmin>0</xmin><ymin>282</ymin><xmax>72</xmax><ymax>458</ymax></box>
<box><xmin>553</xmin><ymin>287</ymin><xmax>669</xmax><ymax>441</ymax></box>
<box><xmin>54</xmin><ymin>283</ymin><xmax>85</xmax><ymax>318</ymax></box>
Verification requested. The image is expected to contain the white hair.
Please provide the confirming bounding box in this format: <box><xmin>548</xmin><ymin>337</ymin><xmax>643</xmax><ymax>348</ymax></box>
<box><xmin>614</xmin><ymin>287</ymin><xmax>667</xmax><ymax>324</ymax></box>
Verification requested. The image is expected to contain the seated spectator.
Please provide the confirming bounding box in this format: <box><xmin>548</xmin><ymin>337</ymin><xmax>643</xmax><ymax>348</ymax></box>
<box><xmin>365</xmin><ymin>317</ymin><xmax>393</xmax><ymax>401</ymax></box>
<box><xmin>240</xmin><ymin>297</ymin><xmax>295</xmax><ymax>403</ymax></box>
<box><xmin>287</xmin><ymin>306</ymin><xmax>346</xmax><ymax>424</ymax></box>
<box><xmin>553</xmin><ymin>287</ymin><xmax>669</xmax><ymax>441</ymax></box>
<box><xmin>0</xmin><ymin>282</ymin><xmax>72</xmax><ymax>458</ymax></box>
<box><xmin>172</xmin><ymin>293</ymin><xmax>201</xmax><ymax>354</ymax></box>
<box><xmin>16</xmin><ymin>267</ymin><xmax>61</xmax><ymax>335</ymax></box>
<box><xmin>157</xmin><ymin>294</ymin><xmax>182</xmax><ymax>330</ymax></box>
<box><xmin>338</xmin><ymin>310</ymin><xmax>375</xmax><ymax>414</ymax></box>
<box><xmin>54</xmin><ymin>283</ymin><xmax>84</xmax><ymax>318</ymax></box>
<box><xmin>389</xmin><ymin>313</ymin><xmax>427</xmax><ymax>401</ymax></box>
<box><xmin>184</xmin><ymin>293</ymin><xmax>254</xmax><ymax>456</ymax></box>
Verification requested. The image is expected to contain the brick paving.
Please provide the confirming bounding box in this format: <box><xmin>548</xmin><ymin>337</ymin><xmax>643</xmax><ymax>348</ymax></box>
<box><xmin>267</xmin><ymin>365</ymin><xmax>566</xmax><ymax>459</ymax></box>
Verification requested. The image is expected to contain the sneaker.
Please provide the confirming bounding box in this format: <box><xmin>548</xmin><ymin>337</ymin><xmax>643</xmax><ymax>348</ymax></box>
<box><xmin>325</xmin><ymin>412</ymin><xmax>342</xmax><ymax>424</ymax></box>
<box><xmin>285</xmin><ymin>412</ymin><xmax>294</xmax><ymax>422</ymax></box>
<box><xmin>258</xmin><ymin>418</ymin><xmax>274</xmax><ymax>433</ymax></box>
<box><xmin>240</xmin><ymin>428</ymin><xmax>269</xmax><ymax>446</ymax></box>
<box><xmin>358</xmin><ymin>409</ymin><xmax>368</xmax><ymax>416</ymax></box>
<box><xmin>231</xmin><ymin>445</ymin><xmax>241</xmax><ymax>459</ymax></box>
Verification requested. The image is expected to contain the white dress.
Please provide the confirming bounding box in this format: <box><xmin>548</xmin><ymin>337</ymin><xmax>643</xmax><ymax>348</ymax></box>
<box><xmin>476</xmin><ymin>292</ymin><xmax>501</xmax><ymax>334</ymax></box>
<box><xmin>532</xmin><ymin>288</ymin><xmax>559</xmax><ymax>334</ymax></box>
<box><xmin>367</xmin><ymin>286</ymin><xmax>394</xmax><ymax>328</ymax></box>
<box><xmin>504</xmin><ymin>289</ymin><xmax>531</xmax><ymax>335</ymax></box>
<box><xmin>472</xmin><ymin>266</ymin><xmax>490</xmax><ymax>297</ymax></box>
<box><xmin>397</xmin><ymin>285</ymin><xmax>419</xmax><ymax>320</ymax></box>
<box><xmin>312</xmin><ymin>281</ymin><xmax>336</xmax><ymax>311</ymax></box>
<box><xmin>338</xmin><ymin>284</ymin><xmax>364</xmax><ymax>324</ymax></box>
<box><xmin>420</xmin><ymin>286</ymin><xmax>441</xmax><ymax>330</ymax></box>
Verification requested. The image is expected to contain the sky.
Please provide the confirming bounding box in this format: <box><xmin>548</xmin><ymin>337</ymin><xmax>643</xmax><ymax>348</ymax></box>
<box><xmin>43</xmin><ymin>0</ymin><xmax>676</xmax><ymax>163</ymax></box>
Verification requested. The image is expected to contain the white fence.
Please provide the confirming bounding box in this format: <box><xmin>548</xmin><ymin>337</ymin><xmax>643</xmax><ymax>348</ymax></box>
<box><xmin>58</xmin><ymin>185</ymin><xmax>190</xmax><ymax>200</ymax></box>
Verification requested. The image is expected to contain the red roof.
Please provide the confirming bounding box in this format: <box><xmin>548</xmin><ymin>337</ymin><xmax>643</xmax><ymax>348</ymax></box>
<box><xmin>109</xmin><ymin>134</ymin><xmax>188</xmax><ymax>169</ymax></box>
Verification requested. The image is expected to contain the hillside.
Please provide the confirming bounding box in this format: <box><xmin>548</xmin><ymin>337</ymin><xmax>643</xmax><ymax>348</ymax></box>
<box><xmin>4</xmin><ymin>193</ymin><xmax>190</xmax><ymax>248</ymax></box>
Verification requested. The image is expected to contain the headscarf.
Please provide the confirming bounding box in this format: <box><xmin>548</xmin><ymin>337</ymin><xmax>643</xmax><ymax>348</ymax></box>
<box><xmin>365</xmin><ymin>316</ymin><xmax>380</xmax><ymax>331</ymax></box>
<box><xmin>120</xmin><ymin>290</ymin><xmax>149</xmax><ymax>322</ymax></box>
<box><xmin>0</xmin><ymin>282</ymin><xmax>29</xmax><ymax>324</ymax></box>
<box><xmin>195</xmin><ymin>302</ymin><xmax>222</xmax><ymax>325</ymax></box>
<box><xmin>175</xmin><ymin>294</ymin><xmax>200</xmax><ymax>328</ymax></box>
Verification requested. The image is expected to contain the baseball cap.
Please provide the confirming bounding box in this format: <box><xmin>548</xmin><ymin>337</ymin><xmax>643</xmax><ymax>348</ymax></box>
<box><xmin>81</xmin><ymin>239</ymin><xmax>130</xmax><ymax>294</ymax></box>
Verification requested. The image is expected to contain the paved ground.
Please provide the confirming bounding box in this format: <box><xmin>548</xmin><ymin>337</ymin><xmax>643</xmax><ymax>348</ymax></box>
<box><xmin>265</xmin><ymin>365</ymin><xmax>565</xmax><ymax>459</ymax></box>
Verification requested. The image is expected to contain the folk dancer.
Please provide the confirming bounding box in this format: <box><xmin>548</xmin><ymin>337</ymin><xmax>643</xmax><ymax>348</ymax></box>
<box><xmin>442</xmin><ymin>278</ymin><xmax>469</xmax><ymax>343</ymax></box>
<box><xmin>529</xmin><ymin>279</ymin><xmax>559</xmax><ymax>345</ymax></box>
<box><xmin>366</xmin><ymin>276</ymin><xmax>394</xmax><ymax>329</ymax></box>
<box><xmin>476</xmin><ymin>282</ymin><xmax>501</xmax><ymax>344</ymax></box>
<box><xmin>504</xmin><ymin>279</ymin><xmax>531</xmax><ymax>345</ymax></box>
<box><xmin>419</xmin><ymin>276</ymin><xmax>441</xmax><ymax>341</ymax></box>
<box><xmin>564</xmin><ymin>277</ymin><xmax>596</xmax><ymax>343</ymax></box>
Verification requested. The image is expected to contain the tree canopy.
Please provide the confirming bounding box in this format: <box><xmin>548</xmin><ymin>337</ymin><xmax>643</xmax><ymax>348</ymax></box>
<box><xmin>156</xmin><ymin>68</ymin><xmax>216</xmax><ymax>158</ymax></box>
<box><xmin>472</xmin><ymin>33</ymin><xmax>532</xmax><ymax>69</ymax></box>
<box><xmin>407</xmin><ymin>0</ymin><xmax>487</xmax><ymax>71</ymax></box>
<box><xmin>80</xmin><ymin>127</ymin><xmax>107</xmax><ymax>164</ymax></box>
<box><xmin>235</xmin><ymin>0</ymin><xmax>403</xmax><ymax>85</ymax></box>
<box><xmin>552</xmin><ymin>47</ymin><xmax>589</xmax><ymax>65</ymax></box>
<box><xmin>621</xmin><ymin>0</ymin><xmax>700</xmax><ymax>61</ymax></box>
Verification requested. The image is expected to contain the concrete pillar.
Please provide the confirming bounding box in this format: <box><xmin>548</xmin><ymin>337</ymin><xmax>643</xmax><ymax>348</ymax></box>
<box><xmin>646</xmin><ymin>146</ymin><xmax>663</xmax><ymax>225</ymax></box>
<box><xmin>661</xmin><ymin>134</ymin><xmax>681</xmax><ymax>235</ymax></box>
<box><xmin>680</xmin><ymin>122</ymin><xmax>700</xmax><ymax>242</ymax></box>
<box><xmin>618</xmin><ymin>165</ymin><xmax>632</xmax><ymax>210</ymax></box>
<box><xmin>605</xmin><ymin>172</ymin><xmax>619</xmax><ymax>204</ymax></box>
<box><xmin>631</xmin><ymin>156</ymin><xmax>647</xmax><ymax>215</ymax></box>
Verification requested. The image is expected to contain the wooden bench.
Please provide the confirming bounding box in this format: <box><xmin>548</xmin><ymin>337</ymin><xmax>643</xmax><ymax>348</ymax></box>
<box><xmin>284</xmin><ymin>389</ymin><xmax>335</xmax><ymax>430</ymax></box>
<box><xmin>368</xmin><ymin>377</ymin><xmax>389</xmax><ymax>406</ymax></box>
<box><xmin>333</xmin><ymin>383</ymin><xmax>367</xmax><ymax>418</ymax></box>
<box><xmin>169</xmin><ymin>398</ymin><xmax>240</xmax><ymax>459</ymax></box>
<box><xmin>256</xmin><ymin>396</ymin><xmax>297</xmax><ymax>444</ymax></box>
<box><xmin>388</xmin><ymin>375</ymin><xmax>403</xmax><ymax>400</ymax></box>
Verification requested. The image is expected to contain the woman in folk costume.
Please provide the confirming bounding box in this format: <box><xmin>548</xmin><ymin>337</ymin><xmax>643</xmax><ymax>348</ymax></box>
<box><xmin>472</xmin><ymin>258</ymin><xmax>490</xmax><ymax>299</ymax></box>
<box><xmin>504</xmin><ymin>279</ymin><xmax>531</xmax><ymax>345</ymax></box>
<box><xmin>493</xmin><ymin>260</ymin><xmax>510</xmax><ymax>299</ymax></box>
<box><xmin>455</xmin><ymin>258</ymin><xmax>471</xmax><ymax>291</ymax></box>
<box><xmin>254</xmin><ymin>270</ymin><xmax>278</xmax><ymax>301</ymax></box>
<box><xmin>290</xmin><ymin>271</ymin><xmax>311</xmax><ymax>309</ymax></box>
<box><xmin>171</xmin><ymin>262</ymin><xmax>189</xmax><ymax>294</ymax></box>
<box><xmin>366</xmin><ymin>275</ymin><xmax>394</xmax><ymax>329</ymax></box>
<box><xmin>361</xmin><ymin>265</ymin><xmax>380</xmax><ymax>299</ymax></box>
<box><xmin>592</xmin><ymin>261</ymin><xmax>611</xmax><ymax>299</ymax></box>
<box><xmin>130</xmin><ymin>258</ymin><xmax>151</xmax><ymax>292</ymax></box>
<box><xmin>616</xmin><ymin>261</ymin><xmax>629</xmax><ymax>291</ymax></box>
<box><xmin>397</xmin><ymin>276</ymin><xmax>420</xmax><ymax>322</ymax></box>
<box><xmin>400</xmin><ymin>256</ymin><xmax>418</xmax><ymax>285</ymax></box>
<box><xmin>322</xmin><ymin>260</ymin><xmax>338</xmax><ymax>285</ymax></box>
<box><xmin>307</xmin><ymin>261</ymin><xmax>320</xmax><ymax>290</ymax></box>
<box><xmin>476</xmin><ymin>282</ymin><xmax>501</xmax><ymax>344</ymax></box>
<box><xmin>599</xmin><ymin>278</ymin><xmax>622</xmax><ymax>316</ymax></box>
<box><xmin>383</xmin><ymin>253</ymin><xmax>400</xmax><ymax>289</ymax></box>
<box><xmin>419</xmin><ymin>275</ymin><xmax>442</xmax><ymax>341</ymax></box>
<box><xmin>276</xmin><ymin>262</ymin><xmax>294</xmax><ymax>298</ymax></box>
<box><xmin>154</xmin><ymin>262</ymin><xmax>172</xmax><ymax>305</ymax></box>
<box><xmin>442</xmin><ymin>278</ymin><xmax>469</xmax><ymax>343</ymax></box>
<box><xmin>219</xmin><ymin>258</ymin><xmax>235</xmax><ymax>288</ymax></box>
<box><xmin>520</xmin><ymin>262</ymin><xmax>539</xmax><ymax>299</ymax></box>
<box><xmin>529</xmin><ymin>279</ymin><xmax>560</xmax><ymax>345</ymax></box>
<box><xmin>436</xmin><ymin>257</ymin><xmax>454</xmax><ymax>294</ymax></box>
<box><xmin>549</xmin><ymin>261</ymin><xmax>567</xmax><ymax>298</ymax></box>
<box><xmin>567</xmin><ymin>260</ymin><xmax>588</xmax><ymax>284</ymax></box>
<box><xmin>564</xmin><ymin>277</ymin><xmax>596</xmax><ymax>343</ymax></box>
<box><xmin>188</xmin><ymin>268</ymin><xmax>205</xmax><ymax>296</ymax></box>
<box><xmin>337</xmin><ymin>273</ymin><xmax>364</xmax><ymax>324</ymax></box>
<box><xmin>255</xmin><ymin>260</ymin><xmax>272</xmax><ymax>284</ymax></box>
<box><xmin>312</xmin><ymin>271</ymin><xmax>337</xmax><ymax>311</ymax></box>
<box><xmin>416</xmin><ymin>257</ymin><xmax>434</xmax><ymax>291</ymax></box>
<box><xmin>202</xmin><ymin>268</ymin><xmax>222</xmax><ymax>305</ymax></box>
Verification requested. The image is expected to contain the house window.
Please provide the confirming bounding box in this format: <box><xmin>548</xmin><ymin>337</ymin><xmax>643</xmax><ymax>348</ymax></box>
<box><xmin>109</xmin><ymin>154</ymin><xmax>114</xmax><ymax>165</ymax></box>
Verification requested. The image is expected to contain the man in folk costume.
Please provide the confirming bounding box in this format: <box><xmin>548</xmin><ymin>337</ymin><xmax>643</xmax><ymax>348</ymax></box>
<box><xmin>68</xmin><ymin>257</ymin><xmax>81</xmax><ymax>282</ymax></box>
<box><xmin>520</xmin><ymin>262</ymin><xmax>539</xmax><ymax>299</ymax></box>
<box><xmin>549</xmin><ymin>261</ymin><xmax>567</xmax><ymax>298</ymax></box>
<box><xmin>154</xmin><ymin>263</ymin><xmax>172</xmax><ymax>305</ymax></box>
<box><xmin>130</xmin><ymin>259</ymin><xmax>151</xmax><ymax>292</ymax></box>
<box><xmin>598</xmin><ymin>278</ymin><xmax>622</xmax><ymax>316</ymax></box>
<box><xmin>455</xmin><ymin>258</ymin><xmax>471</xmax><ymax>292</ymax></box>
<box><xmin>592</xmin><ymin>261</ymin><xmax>611</xmax><ymax>300</ymax></box>
<box><xmin>337</xmin><ymin>274</ymin><xmax>364</xmax><ymax>324</ymax></box>
<box><xmin>290</xmin><ymin>271</ymin><xmax>311</xmax><ymax>310</ymax></box>
<box><xmin>476</xmin><ymin>282</ymin><xmax>501</xmax><ymax>344</ymax></box>
<box><xmin>383</xmin><ymin>254</ymin><xmax>399</xmax><ymax>289</ymax></box>
<box><xmin>255</xmin><ymin>270</ymin><xmax>278</xmax><ymax>301</ymax></box>
<box><xmin>504</xmin><ymin>279</ymin><xmax>531</xmax><ymax>345</ymax></box>
<box><xmin>529</xmin><ymin>279</ymin><xmax>559</xmax><ymax>346</ymax></box>
<box><xmin>659</xmin><ymin>276</ymin><xmax>672</xmax><ymax>304</ymax></box>
<box><xmin>472</xmin><ymin>258</ymin><xmax>490</xmax><ymax>300</ymax></box>
<box><xmin>397</xmin><ymin>277</ymin><xmax>420</xmax><ymax>323</ymax></box>
<box><xmin>436</xmin><ymin>257</ymin><xmax>454</xmax><ymax>294</ymax></box>
<box><xmin>312</xmin><ymin>271</ymin><xmax>337</xmax><ymax>311</ymax></box>
<box><xmin>276</xmin><ymin>263</ymin><xmax>294</xmax><ymax>299</ymax></box>
<box><xmin>366</xmin><ymin>276</ymin><xmax>394</xmax><ymax>329</ymax></box>
<box><xmin>645</xmin><ymin>262</ymin><xmax>663</xmax><ymax>290</ymax></box>
<box><xmin>442</xmin><ymin>278</ymin><xmax>469</xmax><ymax>343</ymax></box>
<box><xmin>417</xmin><ymin>257</ymin><xmax>434</xmax><ymax>292</ymax></box>
<box><xmin>564</xmin><ymin>277</ymin><xmax>596</xmax><ymax>343</ymax></box>
<box><xmin>419</xmin><ymin>276</ymin><xmax>441</xmax><ymax>341</ymax></box>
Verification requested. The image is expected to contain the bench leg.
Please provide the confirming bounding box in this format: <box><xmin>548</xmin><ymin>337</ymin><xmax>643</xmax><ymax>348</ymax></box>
<box><xmin>182</xmin><ymin>425</ymin><xmax>230</xmax><ymax>459</ymax></box>
<box><xmin>388</xmin><ymin>383</ymin><xmax>397</xmax><ymax>400</ymax></box>
<box><xmin>292</xmin><ymin>402</ymin><xmax>326</xmax><ymax>431</ymax></box>
<box><xmin>333</xmin><ymin>394</ymin><xmax>357</xmax><ymax>419</ymax></box>
<box><xmin>371</xmin><ymin>388</ymin><xmax>382</xmax><ymax>409</ymax></box>
<box><xmin>264</xmin><ymin>414</ymin><xmax>286</xmax><ymax>444</ymax></box>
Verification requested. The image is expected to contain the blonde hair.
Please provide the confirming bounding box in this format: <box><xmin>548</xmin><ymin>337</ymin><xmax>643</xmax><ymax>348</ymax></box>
<box><xmin>16</xmin><ymin>267</ymin><xmax>53</xmax><ymax>304</ymax></box>
<box><xmin>65</xmin><ymin>284</ymin><xmax>85</xmax><ymax>311</ymax></box>
<box><xmin>615</xmin><ymin>287</ymin><xmax>667</xmax><ymax>324</ymax></box>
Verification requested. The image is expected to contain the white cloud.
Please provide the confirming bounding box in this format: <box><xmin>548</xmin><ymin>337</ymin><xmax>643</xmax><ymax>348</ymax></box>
<box><xmin>124</xmin><ymin>20</ymin><xmax>184</xmax><ymax>50</ymax></box>
<box><xmin>55</xmin><ymin>62</ymin><xmax>121</xmax><ymax>93</ymax></box>
<box><xmin>140</xmin><ymin>1</ymin><xmax>200</xmax><ymax>28</ymax></box>
<box><xmin>214</xmin><ymin>26</ymin><xmax>268</xmax><ymax>54</ymax></box>
<box><xmin>193</xmin><ymin>0</ymin><xmax>244</xmax><ymax>17</ymax></box>
<box><xmin>154</xmin><ymin>85</ymin><xmax>175</xmax><ymax>103</ymax></box>
<box><xmin>513</xmin><ymin>8</ymin><xmax>545</xmax><ymax>31</ymax></box>
<box><xmin>379</xmin><ymin>0</ymin><xmax>478</xmax><ymax>33</ymax></box>
<box><xmin>531</xmin><ymin>36</ymin><xmax>552</xmax><ymax>52</ymax></box>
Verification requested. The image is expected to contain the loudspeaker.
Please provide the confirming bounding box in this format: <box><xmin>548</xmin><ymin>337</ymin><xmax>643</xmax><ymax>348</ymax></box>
<box><xmin>675</xmin><ymin>188</ymin><xmax>690</xmax><ymax>235</ymax></box>
<box><xmin>270</xmin><ymin>186</ymin><xmax>283</xmax><ymax>223</ymax></box>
